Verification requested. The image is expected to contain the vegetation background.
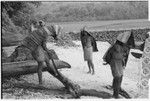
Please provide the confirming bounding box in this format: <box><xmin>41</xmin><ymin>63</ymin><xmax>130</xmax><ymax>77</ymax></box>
<box><xmin>1</xmin><ymin>1</ymin><xmax>149</xmax><ymax>46</ymax></box>
<box><xmin>36</xmin><ymin>2</ymin><xmax>148</xmax><ymax>22</ymax></box>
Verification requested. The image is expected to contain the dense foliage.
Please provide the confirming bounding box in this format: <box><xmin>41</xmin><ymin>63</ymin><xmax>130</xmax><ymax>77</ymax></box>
<box><xmin>69</xmin><ymin>28</ymin><xmax>150</xmax><ymax>45</ymax></box>
<box><xmin>1</xmin><ymin>1</ymin><xmax>77</xmax><ymax>47</ymax></box>
<box><xmin>2</xmin><ymin>1</ymin><xmax>41</xmax><ymax>29</ymax></box>
<box><xmin>36</xmin><ymin>2</ymin><xmax>148</xmax><ymax>22</ymax></box>
<box><xmin>1</xmin><ymin>1</ymin><xmax>149</xmax><ymax>47</ymax></box>
<box><xmin>2</xmin><ymin>1</ymin><xmax>41</xmax><ymax>46</ymax></box>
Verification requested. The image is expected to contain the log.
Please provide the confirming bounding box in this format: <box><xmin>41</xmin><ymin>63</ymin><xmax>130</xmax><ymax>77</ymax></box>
<box><xmin>2</xmin><ymin>60</ymin><xmax>71</xmax><ymax>78</ymax></box>
<box><xmin>2</xmin><ymin>45</ymin><xmax>81</xmax><ymax>98</ymax></box>
<box><xmin>4</xmin><ymin>79</ymin><xmax>112</xmax><ymax>99</ymax></box>
<box><xmin>2</xmin><ymin>45</ymin><xmax>113</xmax><ymax>98</ymax></box>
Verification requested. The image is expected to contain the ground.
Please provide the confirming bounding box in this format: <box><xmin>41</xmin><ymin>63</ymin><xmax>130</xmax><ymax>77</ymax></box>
<box><xmin>2</xmin><ymin>41</ymin><xmax>149</xmax><ymax>99</ymax></box>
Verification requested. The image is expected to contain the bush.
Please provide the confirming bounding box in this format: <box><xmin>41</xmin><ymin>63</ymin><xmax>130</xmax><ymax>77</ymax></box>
<box><xmin>69</xmin><ymin>28</ymin><xmax>150</xmax><ymax>45</ymax></box>
<box><xmin>37</xmin><ymin>2</ymin><xmax>148</xmax><ymax>22</ymax></box>
<box><xmin>55</xmin><ymin>32</ymin><xmax>78</xmax><ymax>47</ymax></box>
<box><xmin>2</xmin><ymin>2</ymin><xmax>41</xmax><ymax>46</ymax></box>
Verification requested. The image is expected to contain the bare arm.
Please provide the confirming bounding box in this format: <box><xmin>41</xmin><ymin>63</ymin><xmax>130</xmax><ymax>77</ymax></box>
<box><xmin>41</xmin><ymin>41</ymin><xmax>53</xmax><ymax>59</ymax></box>
<box><xmin>41</xmin><ymin>41</ymin><xmax>48</xmax><ymax>51</ymax></box>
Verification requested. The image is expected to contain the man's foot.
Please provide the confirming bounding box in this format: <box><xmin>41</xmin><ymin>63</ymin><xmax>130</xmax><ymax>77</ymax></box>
<box><xmin>87</xmin><ymin>71</ymin><xmax>91</xmax><ymax>74</ymax></box>
<box><xmin>112</xmin><ymin>94</ymin><xmax>120</xmax><ymax>99</ymax></box>
<box><xmin>38</xmin><ymin>82</ymin><xmax>43</xmax><ymax>86</ymax></box>
<box><xmin>91</xmin><ymin>71</ymin><xmax>95</xmax><ymax>75</ymax></box>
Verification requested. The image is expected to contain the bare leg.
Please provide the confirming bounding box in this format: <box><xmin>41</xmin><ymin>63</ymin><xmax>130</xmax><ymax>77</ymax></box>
<box><xmin>32</xmin><ymin>50</ymin><xmax>44</xmax><ymax>85</ymax></box>
<box><xmin>112</xmin><ymin>77</ymin><xmax>120</xmax><ymax>98</ymax></box>
<box><xmin>89</xmin><ymin>60</ymin><xmax>95</xmax><ymax>75</ymax></box>
<box><xmin>37</xmin><ymin>62</ymin><xmax>44</xmax><ymax>85</ymax></box>
<box><xmin>46</xmin><ymin>67</ymin><xmax>80</xmax><ymax>98</ymax></box>
<box><xmin>119</xmin><ymin>76</ymin><xmax>123</xmax><ymax>91</ymax></box>
<box><xmin>45</xmin><ymin>58</ymin><xmax>58</xmax><ymax>76</ymax></box>
<box><xmin>87</xmin><ymin>61</ymin><xmax>91</xmax><ymax>73</ymax></box>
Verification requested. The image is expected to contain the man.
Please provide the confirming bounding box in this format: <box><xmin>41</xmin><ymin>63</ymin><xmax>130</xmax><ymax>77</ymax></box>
<box><xmin>103</xmin><ymin>31</ymin><xmax>135</xmax><ymax>98</ymax></box>
<box><xmin>22</xmin><ymin>20</ymin><xmax>59</xmax><ymax>85</ymax></box>
<box><xmin>80</xmin><ymin>27</ymin><xmax>98</xmax><ymax>75</ymax></box>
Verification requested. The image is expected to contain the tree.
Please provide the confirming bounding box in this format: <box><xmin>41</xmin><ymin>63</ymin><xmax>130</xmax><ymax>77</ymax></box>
<box><xmin>2</xmin><ymin>1</ymin><xmax>41</xmax><ymax>30</ymax></box>
<box><xmin>2</xmin><ymin>1</ymin><xmax>41</xmax><ymax>46</ymax></box>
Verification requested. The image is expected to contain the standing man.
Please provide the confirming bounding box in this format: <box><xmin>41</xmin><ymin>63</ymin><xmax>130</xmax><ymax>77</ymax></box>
<box><xmin>80</xmin><ymin>27</ymin><xmax>98</xmax><ymax>75</ymax></box>
<box><xmin>103</xmin><ymin>31</ymin><xmax>135</xmax><ymax>98</ymax></box>
<box><xmin>22</xmin><ymin>20</ymin><xmax>59</xmax><ymax>85</ymax></box>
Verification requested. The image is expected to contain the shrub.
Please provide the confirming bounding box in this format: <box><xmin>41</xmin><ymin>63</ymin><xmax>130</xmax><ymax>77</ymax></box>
<box><xmin>55</xmin><ymin>32</ymin><xmax>78</xmax><ymax>47</ymax></box>
<box><xmin>69</xmin><ymin>28</ymin><xmax>150</xmax><ymax>45</ymax></box>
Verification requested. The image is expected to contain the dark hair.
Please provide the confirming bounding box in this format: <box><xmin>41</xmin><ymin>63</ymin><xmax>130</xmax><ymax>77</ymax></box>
<box><xmin>145</xmin><ymin>33</ymin><xmax>149</xmax><ymax>39</ymax></box>
<box><xmin>80</xmin><ymin>29</ymin><xmax>91</xmax><ymax>37</ymax></box>
<box><xmin>126</xmin><ymin>32</ymin><xmax>135</xmax><ymax>48</ymax></box>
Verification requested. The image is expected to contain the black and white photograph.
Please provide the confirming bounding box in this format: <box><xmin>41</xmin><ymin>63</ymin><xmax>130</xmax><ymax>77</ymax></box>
<box><xmin>1</xmin><ymin>0</ymin><xmax>150</xmax><ymax>99</ymax></box>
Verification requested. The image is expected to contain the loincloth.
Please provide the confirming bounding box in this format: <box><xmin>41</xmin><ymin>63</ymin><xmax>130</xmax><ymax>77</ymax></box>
<box><xmin>83</xmin><ymin>46</ymin><xmax>93</xmax><ymax>61</ymax></box>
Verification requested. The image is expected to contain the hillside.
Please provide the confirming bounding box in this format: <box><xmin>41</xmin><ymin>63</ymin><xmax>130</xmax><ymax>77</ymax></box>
<box><xmin>35</xmin><ymin>1</ymin><xmax>148</xmax><ymax>22</ymax></box>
